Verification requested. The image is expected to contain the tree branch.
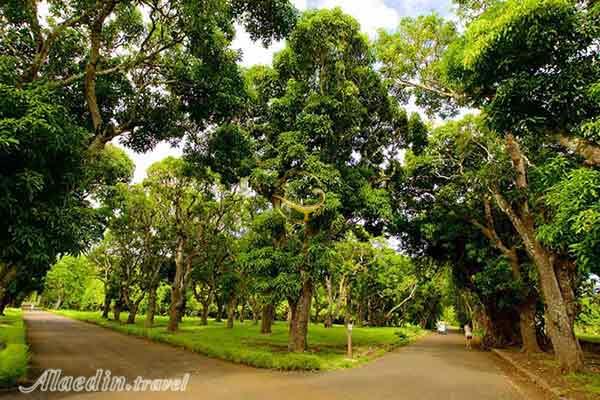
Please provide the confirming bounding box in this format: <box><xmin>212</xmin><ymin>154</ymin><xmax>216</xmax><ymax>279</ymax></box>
<box><xmin>557</xmin><ymin>134</ymin><xmax>600</xmax><ymax>166</ymax></box>
<box><xmin>394</xmin><ymin>78</ymin><xmax>461</xmax><ymax>101</ymax></box>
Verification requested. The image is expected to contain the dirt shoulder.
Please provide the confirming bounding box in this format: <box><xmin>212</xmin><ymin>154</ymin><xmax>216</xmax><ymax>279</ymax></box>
<box><xmin>493</xmin><ymin>347</ymin><xmax>600</xmax><ymax>400</ymax></box>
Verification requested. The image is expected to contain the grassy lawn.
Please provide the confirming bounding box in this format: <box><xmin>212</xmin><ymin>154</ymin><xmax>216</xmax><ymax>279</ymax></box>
<box><xmin>567</xmin><ymin>372</ymin><xmax>600</xmax><ymax>397</ymax></box>
<box><xmin>0</xmin><ymin>309</ymin><xmax>29</xmax><ymax>388</ymax></box>
<box><xmin>55</xmin><ymin>310</ymin><xmax>425</xmax><ymax>371</ymax></box>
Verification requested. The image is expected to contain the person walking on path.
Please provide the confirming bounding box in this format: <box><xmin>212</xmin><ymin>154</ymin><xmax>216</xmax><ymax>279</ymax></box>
<box><xmin>464</xmin><ymin>323</ymin><xmax>473</xmax><ymax>349</ymax></box>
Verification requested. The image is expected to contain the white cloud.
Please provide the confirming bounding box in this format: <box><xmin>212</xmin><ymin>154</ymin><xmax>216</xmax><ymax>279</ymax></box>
<box><xmin>316</xmin><ymin>0</ymin><xmax>400</xmax><ymax>37</ymax></box>
<box><xmin>114</xmin><ymin>141</ymin><xmax>183</xmax><ymax>183</ymax></box>
<box><xmin>232</xmin><ymin>26</ymin><xmax>287</xmax><ymax>67</ymax></box>
<box><xmin>233</xmin><ymin>0</ymin><xmax>308</xmax><ymax>67</ymax></box>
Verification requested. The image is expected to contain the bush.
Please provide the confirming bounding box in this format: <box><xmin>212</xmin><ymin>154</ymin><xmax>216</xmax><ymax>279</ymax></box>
<box><xmin>0</xmin><ymin>309</ymin><xmax>29</xmax><ymax>387</ymax></box>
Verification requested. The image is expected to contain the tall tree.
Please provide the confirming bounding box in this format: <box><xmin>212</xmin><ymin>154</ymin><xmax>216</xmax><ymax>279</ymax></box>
<box><xmin>0</xmin><ymin>0</ymin><xmax>298</xmax><ymax>152</ymax></box>
<box><xmin>377</xmin><ymin>1</ymin><xmax>599</xmax><ymax>371</ymax></box>
<box><xmin>195</xmin><ymin>8</ymin><xmax>409</xmax><ymax>351</ymax></box>
<box><xmin>0</xmin><ymin>85</ymin><xmax>133</xmax><ymax>309</ymax></box>
<box><xmin>145</xmin><ymin>157</ymin><xmax>243</xmax><ymax>331</ymax></box>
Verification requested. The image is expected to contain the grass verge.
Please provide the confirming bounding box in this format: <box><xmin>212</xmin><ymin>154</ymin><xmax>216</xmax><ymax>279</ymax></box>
<box><xmin>54</xmin><ymin>310</ymin><xmax>425</xmax><ymax>371</ymax></box>
<box><xmin>0</xmin><ymin>308</ymin><xmax>29</xmax><ymax>388</ymax></box>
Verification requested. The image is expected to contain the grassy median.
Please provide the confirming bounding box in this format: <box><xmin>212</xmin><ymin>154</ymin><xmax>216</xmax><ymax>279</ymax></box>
<box><xmin>55</xmin><ymin>310</ymin><xmax>424</xmax><ymax>371</ymax></box>
<box><xmin>0</xmin><ymin>309</ymin><xmax>29</xmax><ymax>387</ymax></box>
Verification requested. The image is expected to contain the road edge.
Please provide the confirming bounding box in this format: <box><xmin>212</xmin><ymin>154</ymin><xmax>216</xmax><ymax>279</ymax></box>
<box><xmin>491</xmin><ymin>349</ymin><xmax>569</xmax><ymax>400</ymax></box>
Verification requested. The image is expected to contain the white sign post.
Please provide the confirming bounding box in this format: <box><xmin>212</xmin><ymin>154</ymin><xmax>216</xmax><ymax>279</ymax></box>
<box><xmin>347</xmin><ymin>322</ymin><xmax>353</xmax><ymax>359</ymax></box>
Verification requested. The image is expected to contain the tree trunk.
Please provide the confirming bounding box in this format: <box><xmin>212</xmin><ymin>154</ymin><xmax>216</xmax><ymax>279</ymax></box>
<box><xmin>495</xmin><ymin>193</ymin><xmax>583</xmax><ymax>370</ymax></box>
<box><xmin>177</xmin><ymin>295</ymin><xmax>187</xmax><ymax>323</ymax></box>
<box><xmin>239</xmin><ymin>303</ymin><xmax>245</xmax><ymax>323</ymax></box>
<box><xmin>324</xmin><ymin>276</ymin><xmax>334</xmax><ymax>328</ymax></box>
<box><xmin>518</xmin><ymin>297</ymin><xmax>541</xmax><ymax>353</ymax></box>
<box><xmin>101</xmin><ymin>292</ymin><xmax>111</xmax><ymax>319</ymax></box>
<box><xmin>492</xmin><ymin>135</ymin><xmax>584</xmax><ymax>372</ymax></box>
<box><xmin>145</xmin><ymin>287</ymin><xmax>157</xmax><ymax>329</ymax></box>
<box><xmin>0</xmin><ymin>265</ymin><xmax>16</xmax><ymax>316</ymax></box>
<box><xmin>261</xmin><ymin>303</ymin><xmax>274</xmax><ymax>334</ymax></box>
<box><xmin>357</xmin><ymin>300</ymin><xmax>366</xmax><ymax>327</ymax></box>
<box><xmin>168</xmin><ymin>240</ymin><xmax>189</xmax><ymax>332</ymax></box>
<box><xmin>288</xmin><ymin>278</ymin><xmax>313</xmax><ymax>352</ymax></box>
<box><xmin>324</xmin><ymin>313</ymin><xmax>333</xmax><ymax>328</ymax></box>
<box><xmin>215</xmin><ymin>298</ymin><xmax>223</xmax><ymax>322</ymax></box>
<box><xmin>505</xmin><ymin>248</ymin><xmax>541</xmax><ymax>353</ymax></box>
<box><xmin>0</xmin><ymin>295</ymin><xmax>8</xmax><ymax>316</ymax></box>
<box><xmin>200</xmin><ymin>301</ymin><xmax>210</xmax><ymax>325</ymax></box>
<box><xmin>168</xmin><ymin>285</ymin><xmax>183</xmax><ymax>331</ymax></box>
<box><xmin>226</xmin><ymin>297</ymin><xmax>236</xmax><ymax>329</ymax></box>
<box><xmin>127</xmin><ymin>304</ymin><xmax>138</xmax><ymax>324</ymax></box>
<box><xmin>54</xmin><ymin>296</ymin><xmax>63</xmax><ymax>310</ymax></box>
<box><xmin>113</xmin><ymin>298</ymin><xmax>122</xmax><ymax>322</ymax></box>
<box><xmin>555</xmin><ymin>259</ymin><xmax>579</xmax><ymax>327</ymax></box>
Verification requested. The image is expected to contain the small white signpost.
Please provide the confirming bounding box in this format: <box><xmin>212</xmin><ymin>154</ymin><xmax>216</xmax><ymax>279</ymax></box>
<box><xmin>347</xmin><ymin>322</ymin><xmax>353</xmax><ymax>359</ymax></box>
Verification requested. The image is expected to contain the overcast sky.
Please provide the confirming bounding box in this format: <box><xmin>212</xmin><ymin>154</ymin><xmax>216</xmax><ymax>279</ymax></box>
<box><xmin>120</xmin><ymin>0</ymin><xmax>454</xmax><ymax>182</ymax></box>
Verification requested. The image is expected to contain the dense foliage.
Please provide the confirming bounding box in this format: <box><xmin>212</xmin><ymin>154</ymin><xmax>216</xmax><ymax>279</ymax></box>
<box><xmin>2</xmin><ymin>0</ymin><xmax>597</xmax><ymax>377</ymax></box>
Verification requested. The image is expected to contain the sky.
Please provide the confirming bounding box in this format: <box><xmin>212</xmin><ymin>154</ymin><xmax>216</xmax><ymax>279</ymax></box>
<box><xmin>120</xmin><ymin>0</ymin><xmax>455</xmax><ymax>182</ymax></box>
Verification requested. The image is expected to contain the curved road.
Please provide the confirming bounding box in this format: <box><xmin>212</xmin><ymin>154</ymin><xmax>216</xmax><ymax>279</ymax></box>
<box><xmin>8</xmin><ymin>311</ymin><xmax>534</xmax><ymax>400</ymax></box>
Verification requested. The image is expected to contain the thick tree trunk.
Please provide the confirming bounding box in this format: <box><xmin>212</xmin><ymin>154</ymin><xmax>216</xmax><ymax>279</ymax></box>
<box><xmin>518</xmin><ymin>297</ymin><xmax>541</xmax><ymax>353</ymax></box>
<box><xmin>495</xmin><ymin>194</ymin><xmax>583</xmax><ymax>370</ymax></box>
<box><xmin>555</xmin><ymin>259</ymin><xmax>579</xmax><ymax>327</ymax></box>
<box><xmin>505</xmin><ymin>248</ymin><xmax>541</xmax><ymax>353</ymax></box>
<box><xmin>145</xmin><ymin>287</ymin><xmax>157</xmax><ymax>329</ymax></box>
<box><xmin>113</xmin><ymin>298</ymin><xmax>122</xmax><ymax>323</ymax></box>
<box><xmin>226</xmin><ymin>297</ymin><xmax>236</xmax><ymax>329</ymax></box>
<box><xmin>492</xmin><ymin>135</ymin><xmax>584</xmax><ymax>372</ymax></box>
<box><xmin>177</xmin><ymin>295</ymin><xmax>187</xmax><ymax>323</ymax></box>
<box><xmin>288</xmin><ymin>278</ymin><xmax>313</xmax><ymax>352</ymax></box>
<box><xmin>215</xmin><ymin>298</ymin><xmax>223</xmax><ymax>322</ymax></box>
<box><xmin>200</xmin><ymin>301</ymin><xmax>210</xmax><ymax>325</ymax></box>
<box><xmin>168</xmin><ymin>240</ymin><xmax>190</xmax><ymax>332</ymax></box>
<box><xmin>101</xmin><ymin>292</ymin><xmax>111</xmax><ymax>319</ymax></box>
<box><xmin>127</xmin><ymin>304</ymin><xmax>138</xmax><ymax>324</ymax></box>
<box><xmin>168</xmin><ymin>285</ymin><xmax>183</xmax><ymax>332</ymax></box>
<box><xmin>239</xmin><ymin>303</ymin><xmax>245</xmax><ymax>323</ymax></box>
<box><xmin>261</xmin><ymin>303</ymin><xmax>274</xmax><ymax>334</ymax></box>
<box><xmin>0</xmin><ymin>296</ymin><xmax>8</xmax><ymax>316</ymax></box>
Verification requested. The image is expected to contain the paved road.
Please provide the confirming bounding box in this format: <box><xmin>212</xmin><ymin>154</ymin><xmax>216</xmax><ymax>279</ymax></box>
<box><xmin>6</xmin><ymin>311</ymin><xmax>530</xmax><ymax>400</ymax></box>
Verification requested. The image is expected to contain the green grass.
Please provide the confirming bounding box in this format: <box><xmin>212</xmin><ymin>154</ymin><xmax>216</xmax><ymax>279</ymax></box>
<box><xmin>0</xmin><ymin>308</ymin><xmax>29</xmax><ymax>387</ymax></box>
<box><xmin>567</xmin><ymin>372</ymin><xmax>600</xmax><ymax>395</ymax></box>
<box><xmin>55</xmin><ymin>310</ymin><xmax>425</xmax><ymax>371</ymax></box>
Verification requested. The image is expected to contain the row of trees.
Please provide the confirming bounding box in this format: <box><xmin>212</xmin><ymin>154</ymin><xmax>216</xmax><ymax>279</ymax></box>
<box><xmin>375</xmin><ymin>0</ymin><xmax>600</xmax><ymax>372</ymax></box>
<box><xmin>43</xmin><ymin>155</ymin><xmax>451</xmax><ymax>341</ymax></box>
<box><xmin>3</xmin><ymin>0</ymin><xmax>599</xmax><ymax>374</ymax></box>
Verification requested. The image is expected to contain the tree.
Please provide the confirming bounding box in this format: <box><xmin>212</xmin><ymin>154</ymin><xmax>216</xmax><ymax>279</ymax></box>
<box><xmin>0</xmin><ymin>85</ymin><xmax>133</xmax><ymax>310</ymax></box>
<box><xmin>377</xmin><ymin>1</ymin><xmax>600</xmax><ymax>371</ymax></box>
<box><xmin>105</xmin><ymin>183</ymin><xmax>169</xmax><ymax>325</ymax></box>
<box><xmin>145</xmin><ymin>157</ymin><xmax>243</xmax><ymax>331</ymax></box>
<box><xmin>43</xmin><ymin>256</ymin><xmax>97</xmax><ymax>310</ymax></box>
<box><xmin>1</xmin><ymin>0</ymin><xmax>291</xmax><ymax>306</ymax></box>
<box><xmin>0</xmin><ymin>0</ymin><xmax>298</xmax><ymax>152</ymax></box>
<box><xmin>390</xmin><ymin>115</ymin><xmax>542</xmax><ymax>351</ymax></box>
<box><xmin>195</xmin><ymin>8</ymin><xmax>409</xmax><ymax>352</ymax></box>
